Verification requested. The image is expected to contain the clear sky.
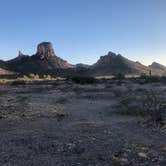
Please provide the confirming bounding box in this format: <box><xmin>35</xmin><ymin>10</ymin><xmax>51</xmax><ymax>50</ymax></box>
<box><xmin>0</xmin><ymin>0</ymin><xmax>166</xmax><ymax>65</ymax></box>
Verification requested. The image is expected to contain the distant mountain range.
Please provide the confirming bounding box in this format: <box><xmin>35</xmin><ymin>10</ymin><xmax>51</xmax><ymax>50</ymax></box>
<box><xmin>0</xmin><ymin>42</ymin><xmax>166</xmax><ymax>76</ymax></box>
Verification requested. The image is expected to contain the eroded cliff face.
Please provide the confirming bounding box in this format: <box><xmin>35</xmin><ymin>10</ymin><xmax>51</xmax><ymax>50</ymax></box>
<box><xmin>5</xmin><ymin>42</ymin><xmax>74</xmax><ymax>74</ymax></box>
<box><xmin>35</xmin><ymin>42</ymin><xmax>56</xmax><ymax>59</ymax></box>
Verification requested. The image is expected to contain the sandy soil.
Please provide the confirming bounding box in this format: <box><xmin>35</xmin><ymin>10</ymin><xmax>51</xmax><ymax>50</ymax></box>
<box><xmin>0</xmin><ymin>80</ymin><xmax>165</xmax><ymax>166</ymax></box>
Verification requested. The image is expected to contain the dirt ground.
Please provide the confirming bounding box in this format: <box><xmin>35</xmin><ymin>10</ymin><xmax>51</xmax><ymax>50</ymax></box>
<box><xmin>0</xmin><ymin>80</ymin><xmax>165</xmax><ymax>166</ymax></box>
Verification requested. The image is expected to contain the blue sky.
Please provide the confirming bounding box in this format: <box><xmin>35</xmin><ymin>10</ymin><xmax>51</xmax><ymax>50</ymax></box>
<box><xmin>0</xmin><ymin>0</ymin><xmax>166</xmax><ymax>65</ymax></box>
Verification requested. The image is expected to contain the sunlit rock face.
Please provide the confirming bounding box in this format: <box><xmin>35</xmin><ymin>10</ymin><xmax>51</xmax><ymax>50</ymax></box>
<box><xmin>36</xmin><ymin>42</ymin><xmax>56</xmax><ymax>59</ymax></box>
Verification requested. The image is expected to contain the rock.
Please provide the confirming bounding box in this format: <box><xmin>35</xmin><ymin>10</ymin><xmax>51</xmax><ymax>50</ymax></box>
<box><xmin>138</xmin><ymin>152</ymin><xmax>148</xmax><ymax>158</ymax></box>
<box><xmin>159</xmin><ymin>146</ymin><xmax>166</xmax><ymax>151</ymax></box>
<box><xmin>36</xmin><ymin>42</ymin><xmax>56</xmax><ymax>59</ymax></box>
<box><xmin>18</xmin><ymin>51</ymin><xmax>25</xmax><ymax>57</ymax></box>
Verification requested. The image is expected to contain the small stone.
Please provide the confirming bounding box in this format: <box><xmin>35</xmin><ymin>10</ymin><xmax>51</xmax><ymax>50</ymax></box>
<box><xmin>112</xmin><ymin>155</ymin><xmax>128</xmax><ymax>165</ymax></box>
<box><xmin>160</xmin><ymin>146</ymin><xmax>166</xmax><ymax>151</ymax></box>
<box><xmin>152</xmin><ymin>158</ymin><xmax>158</xmax><ymax>162</ymax></box>
<box><xmin>138</xmin><ymin>152</ymin><xmax>148</xmax><ymax>158</ymax></box>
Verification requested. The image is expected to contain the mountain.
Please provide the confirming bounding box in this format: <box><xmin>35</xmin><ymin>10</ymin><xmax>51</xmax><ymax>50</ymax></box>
<box><xmin>0</xmin><ymin>60</ymin><xmax>7</xmax><ymax>68</ymax></box>
<box><xmin>89</xmin><ymin>52</ymin><xmax>164</xmax><ymax>76</ymax></box>
<box><xmin>0</xmin><ymin>42</ymin><xmax>166</xmax><ymax>76</ymax></box>
<box><xmin>149</xmin><ymin>62</ymin><xmax>166</xmax><ymax>72</ymax></box>
<box><xmin>76</xmin><ymin>63</ymin><xmax>91</xmax><ymax>69</ymax></box>
<box><xmin>0</xmin><ymin>60</ymin><xmax>14</xmax><ymax>75</ymax></box>
<box><xmin>0</xmin><ymin>68</ymin><xmax>14</xmax><ymax>75</ymax></box>
<box><xmin>6</xmin><ymin>42</ymin><xmax>74</xmax><ymax>74</ymax></box>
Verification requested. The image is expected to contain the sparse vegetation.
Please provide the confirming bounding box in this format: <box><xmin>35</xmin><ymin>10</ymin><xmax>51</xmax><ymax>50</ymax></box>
<box><xmin>70</xmin><ymin>76</ymin><xmax>96</xmax><ymax>84</ymax></box>
<box><xmin>113</xmin><ymin>73</ymin><xmax>125</xmax><ymax>80</ymax></box>
<box><xmin>11</xmin><ymin>80</ymin><xmax>26</xmax><ymax>85</ymax></box>
<box><xmin>43</xmin><ymin>74</ymin><xmax>52</xmax><ymax>80</ymax></box>
<box><xmin>142</xmin><ymin>90</ymin><xmax>166</xmax><ymax>126</ymax></box>
<box><xmin>139</xmin><ymin>74</ymin><xmax>163</xmax><ymax>83</ymax></box>
<box><xmin>0</xmin><ymin>77</ymin><xmax>165</xmax><ymax>165</ymax></box>
<box><xmin>115</xmin><ymin>89</ymin><xmax>166</xmax><ymax>127</ymax></box>
<box><xmin>29</xmin><ymin>73</ymin><xmax>40</xmax><ymax>79</ymax></box>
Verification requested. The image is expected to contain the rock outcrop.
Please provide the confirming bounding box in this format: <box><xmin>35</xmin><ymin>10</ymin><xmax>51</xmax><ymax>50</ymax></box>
<box><xmin>35</xmin><ymin>42</ymin><xmax>56</xmax><ymax>59</ymax></box>
<box><xmin>6</xmin><ymin>42</ymin><xmax>73</xmax><ymax>74</ymax></box>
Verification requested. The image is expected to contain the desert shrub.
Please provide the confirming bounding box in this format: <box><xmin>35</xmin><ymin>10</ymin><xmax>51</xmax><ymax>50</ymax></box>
<box><xmin>148</xmin><ymin>76</ymin><xmax>161</xmax><ymax>83</ymax></box>
<box><xmin>139</xmin><ymin>74</ymin><xmax>161</xmax><ymax>83</ymax></box>
<box><xmin>28</xmin><ymin>73</ymin><xmax>40</xmax><ymax>79</ymax></box>
<box><xmin>161</xmin><ymin>76</ymin><xmax>166</xmax><ymax>82</ymax></box>
<box><xmin>43</xmin><ymin>74</ymin><xmax>52</xmax><ymax>80</ymax></box>
<box><xmin>115</xmin><ymin>89</ymin><xmax>166</xmax><ymax>127</ymax></box>
<box><xmin>56</xmin><ymin>112</ymin><xmax>67</xmax><ymax>122</ymax></box>
<box><xmin>71</xmin><ymin>76</ymin><xmax>96</xmax><ymax>84</ymax></box>
<box><xmin>11</xmin><ymin>80</ymin><xmax>26</xmax><ymax>85</ymax></box>
<box><xmin>115</xmin><ymin>93</ymin><xmax>141</xmax><ymax>115</ymax></box>
<box><xmin>113</xmin><ymin>73</ymin><xmax>125</xmax><ymax>80</ymax></box>
<box><xmin>56</xmin><ymin>97</ymin><xmax>68</xmax><ymax>104</ymax></box>
<box><xmin>140</xmin><ymin>73</ymin><xmax>146</xmax><ymax>79</ymax></box>
<box><xmin>142</xmin><ymin>90</ymin><xmax>165</xmax><ymax>125</ymax></box>
<box><xmin>23</xmin><ymin>75</ymin><xmax>29</xmax><ymax>80</ymax></box>
<box><xmin>29</xmin><ymin>73</ymin><xmax>35</xmax><ymax>78</ymax></box>
<box><xmin>34</xmin><ymin>74</ymin><xmax>39</xmax><ymax>79</ymax></box>
<box><xmin>113</xmin><ymin>73</ymin><xmax>125</xmax><ymax>85</ymax></box>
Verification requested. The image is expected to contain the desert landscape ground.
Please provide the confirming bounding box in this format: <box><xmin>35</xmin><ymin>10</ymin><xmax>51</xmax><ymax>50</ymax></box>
<box><xmin>0</xmin><ymin>77</ymin><xmax>165</xmax><ymax>166</ymax></box>
<box><xmin>1</xmin><ymin>0</ymin><xmax>166</xmax><ymax>165</ymax></box>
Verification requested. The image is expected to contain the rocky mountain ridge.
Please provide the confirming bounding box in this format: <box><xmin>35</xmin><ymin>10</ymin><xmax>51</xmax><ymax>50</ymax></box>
<box><xmin>0</xmin><ymin>42</ymin><xmax>166</xmax><ymax>76</ymax></box>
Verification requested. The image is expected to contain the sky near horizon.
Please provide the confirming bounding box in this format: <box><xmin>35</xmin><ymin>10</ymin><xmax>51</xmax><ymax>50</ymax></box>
<box><xmin>0</xmin><ymin>0</ymin><xmax>166</xmax><ymax>65</ymax></box>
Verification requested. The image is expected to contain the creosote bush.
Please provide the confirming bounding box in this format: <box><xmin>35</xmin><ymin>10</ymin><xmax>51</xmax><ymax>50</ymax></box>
<box><xmin>115</xmin><ymin>89</ymin><xmax>166</xmax><ymax>127</ymax></box>
<box><xmin>29</xmin><ymin>73</ymin><xmax>40</xmax><ymax>79</ymax></box>
<box><xmin>139</xmin><ymin>74</ymin><xmax>166</xmax><ymax>83</ymax></box>
<box><xmin>43</xmin><ymin>74</ymin><xmax>52</xmax><ymax>80</ymax></box>
<box><xmin>70</xmin><ymin>76</ymin><xmax>96</xmax><ymax>84</ymax></box>
<box><xmin>142</xmin><ymin>90</ymin><xmax>165</xmax><ymax>125</ymax></box>
<box><xmin>11</xmin><ymin>80</ymin><xmax>26</xmax><ymax>85</ymax></box>
<box><xmin>113</xmin><ymin>73</ymin><xmax>125</xmax><ymax>80</ymax></box>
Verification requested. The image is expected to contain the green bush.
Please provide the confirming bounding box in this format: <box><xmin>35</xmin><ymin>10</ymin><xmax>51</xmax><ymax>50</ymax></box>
<box><xmin>161</xmin><ymin>76</ymin><xmax>166</xmax><ymax>82</ymax></box>
<box><xmin>113</xmin><ymin>73</ymin><xmax>125</xmax><ymax>80</ymax></box>
<box><xmin>71</xmin><ymin>76</ymin><xmax>96</xmax><ymax>84</ymax></box>
<box><xmin>11</xmin><ymin>80</ymin><xmax>26</xmax><ymax>85</ymax></box>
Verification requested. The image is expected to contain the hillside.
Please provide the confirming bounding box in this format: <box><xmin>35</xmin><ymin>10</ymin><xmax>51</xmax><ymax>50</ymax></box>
<box><xmin>89</xmin><ymin>52</ymin><xmax>165</xmax><ymax>76</ymax></box>
<box><xmin>6</xmin><ymin>42</ymin><xmax>74</xmax><ymax>74</ymax></box>
<box><xmin>149</xmin><ymin>62</ymin><xmax>166</xmax><ymax>73</ymax></box>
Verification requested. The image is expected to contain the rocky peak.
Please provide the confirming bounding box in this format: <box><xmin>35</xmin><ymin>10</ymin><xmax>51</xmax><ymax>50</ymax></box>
<box><xmin>107</xmin><ymin>51</ymin><xmax>117</xmax><ymax>57</ymax></box>
<box><xmin>149</xmin><ymin>62</ymin><xmax>166</xmax><ymax>71</ymax></box>
<box><xmin>18</xmin><ymin>50</ymin><xmax>28</xmax><ymax>58</ymax></box>
<box><xmin>150</xmin><ymin>62</ymin><xmax>160</xmax><ymax>67</ymax></box>
<box><xmin>18</xmin><ymin>51</ymin><xmax>23</xmax><ymax>57</ymax></box>
<box><xmin>36</xmin><ymin>42</ymin><xmax>56</xmax><ymax>59</ymax></box>
<box><xmin>99</xmin><ymin>51</ymin><xmax>118</xmax><ymax>63</ymax></box>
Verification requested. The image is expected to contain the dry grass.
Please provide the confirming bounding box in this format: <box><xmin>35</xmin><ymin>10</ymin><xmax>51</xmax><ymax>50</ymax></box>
<box><xmin>0</xmin><ymin>76</ymin><xmax>65</xmax><ymax>84</ymax></box>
